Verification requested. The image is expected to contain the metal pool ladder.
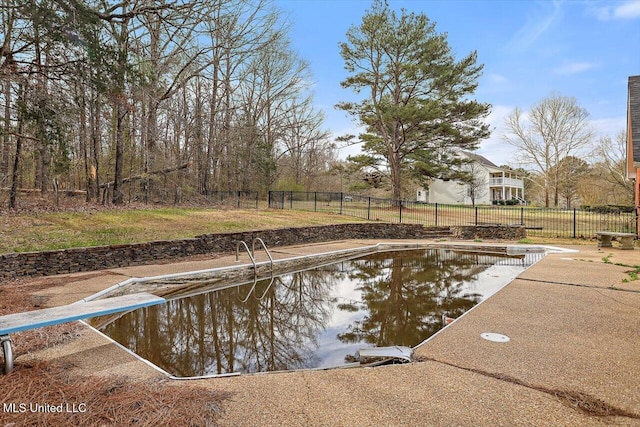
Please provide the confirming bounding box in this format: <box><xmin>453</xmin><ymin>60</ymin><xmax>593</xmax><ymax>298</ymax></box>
<box><xmin>236</xmin><ymin>238</ymin><xmax>275</xmax><ymax>301</ymax></box>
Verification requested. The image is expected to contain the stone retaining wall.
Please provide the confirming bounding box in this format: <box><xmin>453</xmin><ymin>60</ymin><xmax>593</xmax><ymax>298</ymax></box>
<box><xmin>451</xmin><ymin>225</ymin><xmax>526</xmax><ymax>240</ymax></box>
<box><xmin>0</xmin><ymin>223</ymin><xmax>524</xmax><ymax>279</ymax></box>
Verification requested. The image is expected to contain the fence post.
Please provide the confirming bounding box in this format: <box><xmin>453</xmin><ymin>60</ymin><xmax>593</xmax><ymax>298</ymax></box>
<box><xmin>573</xmin><ymin>209</ymin><xmax>577</xmax><ymax>238</ymax></box>
<box><xmin>475</xmin><ymin>206</ymin><xmax>478</xmax><ymax>226</ymax></box>
<box><xmin>435</xmin><ymin>203</ymin><xmax>438</xmax><ymax>226</ymax></box>
<box><xmin>399</xmin><ymin>201</ymin><xmax>403</xmax><ymax>224</ymax></box>
<box><xmin>520</xmin><ymin>207</ymin><xmax>524</xmax><ymax>226</ymax></box>
<box><xmin>255</xmin><ymin>192</ymin><xmax>258</xmax><ymax>209</ymax></box>
<box><xmin>289</xmin><ymin>191</ymin><xmax>293</xmax><ymax>209</ymax></box>
<box><xmin>314</xmin><ymin>192</ymin><xmax>317</xmax><ymax>212</ymax></box>
<box><xmin>237</xmin><ymin>191</ymin><xmax>241</xmax><ymax>209</ymax></box>
<box><xmin>339</xmin><ymin>192</ymin><xmax>343</xmax><ymax>215</ymax></box>
<box><xmin>268</xmin><ymin>191</ymin><xmax>271</xmax><ymax>208</ymax></box>
<box><xmin>367</xmin><ymin>197</ymin><xmax>371</xmax><ymax>220</ymax></box>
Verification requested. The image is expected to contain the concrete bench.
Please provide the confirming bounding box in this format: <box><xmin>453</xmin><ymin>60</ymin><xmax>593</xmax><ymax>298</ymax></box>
<box><xmin>0</xmin><ymin>292</ymin><xmax>165</xmax><ymax>374</ymax></box>
<box><xmin>595</xmin><ymin>231</ymin><xmax>637</xmax><ymax>250</ymax></box>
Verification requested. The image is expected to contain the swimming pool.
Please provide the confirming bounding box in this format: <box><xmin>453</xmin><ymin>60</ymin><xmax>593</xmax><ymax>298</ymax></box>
<box><xmin>92</xmin><ymin>248</ymin><xmax>544</xmax><ymax>377</ymax></box>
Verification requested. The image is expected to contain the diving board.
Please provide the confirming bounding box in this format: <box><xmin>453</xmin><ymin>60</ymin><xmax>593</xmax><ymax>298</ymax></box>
<box><xmin>0</xmin><ymin>292</ymin><xmax>165</xmax><ymax>374</ymax></box>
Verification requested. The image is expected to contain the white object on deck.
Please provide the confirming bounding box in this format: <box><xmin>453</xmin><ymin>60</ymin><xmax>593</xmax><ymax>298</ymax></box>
<box><xmin>480</xmin><ymin>332</ymin><xmax>510</xmax><ymax>343</ymax></box>
<box><xmin>357</xmin><ymin>346</ymin><xmax>413</xmax><ymax>362</ymax></box>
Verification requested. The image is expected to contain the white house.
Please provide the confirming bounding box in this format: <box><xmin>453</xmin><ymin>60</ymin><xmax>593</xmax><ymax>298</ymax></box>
<box><xmin>416</xmin><ymin>151</ymin><xmax>525</xmax><ymax>205</ymax></box>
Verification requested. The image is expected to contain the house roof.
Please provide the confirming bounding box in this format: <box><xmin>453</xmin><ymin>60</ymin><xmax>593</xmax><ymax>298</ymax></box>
<box><xmin>461</xmin><ymin>151</ymin><xmax>498</xmax><ymax>168</ymax></box>
<box><xmin>629</xmin><ymin>75</ymin><xmax>640</xmax><ymax>164</ymax></box>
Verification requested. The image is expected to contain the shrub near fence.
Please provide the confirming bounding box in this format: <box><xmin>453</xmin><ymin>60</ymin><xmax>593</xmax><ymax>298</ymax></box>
<box><xmin>268</xmin><ymin>191</ymin><xmax>639</xmax><ymax>239</ymax></box>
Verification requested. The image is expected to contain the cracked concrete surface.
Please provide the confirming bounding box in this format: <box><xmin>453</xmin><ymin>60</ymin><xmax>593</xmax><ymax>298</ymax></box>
<box><xmin>10</xmin><ymin>241</ymin><xmax>640</xmax><ymax>426</ymax></box>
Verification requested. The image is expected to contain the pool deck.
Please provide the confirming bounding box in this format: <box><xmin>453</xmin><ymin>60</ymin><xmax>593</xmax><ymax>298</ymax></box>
<box><xmin>13</xmin><ymin>239</ymin><xmax>640</xmax><ymax>426</ymax></box>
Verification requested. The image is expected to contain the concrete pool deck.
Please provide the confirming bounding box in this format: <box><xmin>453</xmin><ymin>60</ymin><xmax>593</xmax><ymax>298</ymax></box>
<box><xmin>15</xmin><ymin>240</ymin><xmax>640</xmax><ymax>426</ymax></box>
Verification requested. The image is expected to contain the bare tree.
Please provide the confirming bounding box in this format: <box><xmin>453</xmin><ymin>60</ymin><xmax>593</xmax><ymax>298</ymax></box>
<box><xmin>279</xmin><ymin>98</ymin><xmax>331</xmax><ymax>190</ymax></box>
<box><xmin>553</xmin><ymin>156</ymin><xmax>590</xmax><ymax>208</ymax></box>
<box><xmin>460</xmin><ymin>161</ymin><xmax>487</xmax><ymax>206</ymax></box>
<box><xmin>1</xmin><ymin>0</ymin><xmax>331</xmax><ymax>207</ymax></box>
<box><xmin>0</xmin><ymin>0</ymin><xmax>16</xmax><ymax>181</ymax></box>
<box><xmin>503</xmin><ymin>94</ymin><xmax>593</xmax><ymax>207</ymax></box>
<box><xmin>593</xmin><ymin>131</ymin><xmax>635</xmax><ymax>204</ymax></box>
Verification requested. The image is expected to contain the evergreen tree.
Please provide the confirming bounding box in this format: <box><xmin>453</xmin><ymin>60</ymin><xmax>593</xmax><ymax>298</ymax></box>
<box><xmin>337</xmin><ymin>0</ymin><xmax>490</xmax><ymax>200</ymax></box>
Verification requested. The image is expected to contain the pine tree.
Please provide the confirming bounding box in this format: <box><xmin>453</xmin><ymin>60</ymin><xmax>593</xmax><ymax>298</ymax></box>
<box><xmin>338</xmin><ymin>0</ymin><xmax>490</xmax><ymax>201</ymax></box>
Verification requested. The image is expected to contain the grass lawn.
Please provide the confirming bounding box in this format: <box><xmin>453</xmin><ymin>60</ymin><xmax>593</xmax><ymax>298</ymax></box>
<box><xmin>291</xmin><ymin>199</ymin><xmax>637</xmax><ymax>239</ymax></box>
<box><xmin>1</xmin><ymin>205</ymin><xmax>614</xmax><ymax>255</ymax></box>
<box><xmin>0</xmin><ymin>207</ymin><xmax>367</xmax><ymax>254</ymax></box>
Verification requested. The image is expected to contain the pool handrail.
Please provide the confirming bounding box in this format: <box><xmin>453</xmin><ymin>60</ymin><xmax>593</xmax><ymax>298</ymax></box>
<box><xmin>252</xmin><ymin>237</ymin><xmax>274</xmax><ymax>272</ymax></box>
<box><xmin>236</xmin><ymin>238</ymin><xmax>275</xmax><ymax>301</ymax></box>
<box><xmin>235</xmin><ymin>240</ymin><xmax>256</xmax><ymax>266</ymax></box>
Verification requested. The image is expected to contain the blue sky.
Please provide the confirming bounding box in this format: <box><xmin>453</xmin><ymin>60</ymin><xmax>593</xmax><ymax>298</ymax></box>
<box><xmin>275</xmin><ymin>0</ymin><xmax>640</xmax><ymax>167</ymax></box>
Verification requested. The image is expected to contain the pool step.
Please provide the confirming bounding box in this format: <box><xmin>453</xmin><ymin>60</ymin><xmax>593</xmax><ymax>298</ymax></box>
<box><xmin>423</xmin><ymin>226</ymin><xmax>453</xmax><ymax>238</ymax></box>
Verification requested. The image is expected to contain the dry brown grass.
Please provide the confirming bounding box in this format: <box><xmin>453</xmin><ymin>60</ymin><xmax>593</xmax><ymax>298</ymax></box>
<box><xmin>0</xmin><ymin>361</ymin><xmax>228</xmax><ymax>426</ymax></box>
<box><xmin>0</xmin><ymin>277</ymin><xmax>229</xmax><ymax>426</ymax></box>
<box><xmin>0</xmin><ymin>277</ymin><xmax>84</xmax><ymax>356</ymax></box>
<box><xmin>0</xmin><ymin>206</ymin><xmax>365</xmax><ymax>254</ymax></box>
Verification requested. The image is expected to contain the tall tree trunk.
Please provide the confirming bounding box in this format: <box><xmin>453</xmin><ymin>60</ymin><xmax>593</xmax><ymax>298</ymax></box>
<box><xmin>113</xmin><ymin>96</ymin><xmax>127</xmax><ymax>205</ymax></box>
<box><xmin>224</xmin><ymin>57</ymin><xmax>233</xmax><ymax>193</ymax></box>
<box><xmin>9</xmin><ymin>129</ymin><xmax>21</xmax><ymax>209</ymax></box>
<box><xmin>205</xmin><ymin>52</ymin><xmax>220</xmax><ymax>196</ymax></box>
<box><xmin>9</xmin><ymin>82</ymin><xmax>24</xmax><ymax>209</ymax></box>
<box><xmin>112</xmin><ymin>14</ymin><xmax>129</xmax><ymax>205</ymax></box>
<box><xmin>1</xmin><ymin>79</ymin><xmax>10</xmax><ymax>180</ymax></box>
<box><xmin>544</xmin><ymin>184</ymin><xmax>550</xmax><ymax>208</ymax></box>
<box><xmin>79</xmin><ymin>89</ymin><xmax>91</xmax><ymax>202</ymax></box>
<box><xmin>193</xmin><ymin>78</ymin><xmax>205</xmax><ymax>195</ymax></box>
<box><xmin>389</xmin><ymin>148</ymin><xmax>402</xmax><ymax>202</ymax></box>
<box><xmin>33</xmin><ymin>25</ymin><xmax>50</xmax><ymax>194</ymax></box>
<box><xmin>91</xmin><ymin>95</ymin><xmax>101</xmax><ymax>202</ymax></box>
<box><xmin>144</xmin><ymin>13</ymin><xmax>161</xmax><ymax>202</ymax></box>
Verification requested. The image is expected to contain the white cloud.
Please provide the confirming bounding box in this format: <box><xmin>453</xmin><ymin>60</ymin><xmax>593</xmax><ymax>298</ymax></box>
<box><xmin>331</xmin><ymin>125</ymin><xmax>365</xmax><ymax>159</ymax></box>
<box><xmin>477</xmin><ymin>111</ymin><xmax>626</xmax><ymax>168</ymax></box>
<box><xmin>591</xmin><ymin>0</ymin><xmax>640</xmax><ymax>20</ymax></box>
<box><xmin>488</xmin><ymin>74</ymin><xmax>509</xmax><ymax>83</ymax></box>
<box><xmin>615</xmin><ymin>0</ymin><xmax>640</xmax><ymax>18</ymax></box>
<box><xmin>553</xmin><ymin>61</ymin><xmax>597</xmax><ymax>75</ymax></box>
<box><xmin>477</xmin><ymin>136</ymin><xmax>519</xmax><ymax>168</ymax></box>
<box><xmin>331</xmin><ymin>107</ymin><xmax>621</xmax><ymax>169</ymax></box>
<box><xmin>477</xmin><ymin>105</ymin><xmax>519</xmax><ymax>167</ymax></box>
<box><xmin>507</xmin><ymin>1</ymin><xmax>563</xmax><ymax>51</ymax></box>
<box><xmin>478</xmin><ymin>73</ymin><xmax>513</xmax><ymax>96</ymax></box>
<box><xmin>486</xmin><ymin>104</ymin><xmax>514</xmax><ymax>128</ymax></box>
<box><xmin>590</xmin><ymin>116</ymin><xmax>627</xmax><ymax>137</ymax></box>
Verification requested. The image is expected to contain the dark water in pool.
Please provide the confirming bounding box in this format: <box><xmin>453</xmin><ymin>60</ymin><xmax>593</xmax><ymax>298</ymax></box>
<box><xmin>96</xmin><ymin>249</ymin><xmax>542</xmax><ymax>377</ymax></box>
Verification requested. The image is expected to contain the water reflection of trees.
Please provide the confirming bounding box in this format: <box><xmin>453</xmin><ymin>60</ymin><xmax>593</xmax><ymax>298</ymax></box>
<box><xmin>100</xmin><ymin>250</ymin><xmax>518</xmax><ymax>376</ymax></box>
<box><xmin>337</xmin><ymin>250</ymin><xmax>486</xmax><ymax>350</ymax></box>
<box><xmin>101</xmin><ymin>269</ymin><xmax>338</xmax><ymax>377</ymax></box>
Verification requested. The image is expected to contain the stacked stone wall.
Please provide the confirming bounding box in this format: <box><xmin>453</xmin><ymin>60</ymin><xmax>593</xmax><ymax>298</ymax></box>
<box><xmin>451</xmin><ymin>225</ymin><xmax>526</xmax><ymax>240</ymax></box>
<box><xmin>0</xmin><ymin>223</ymin><xmax>523</xmax><ymax>279</ymax></box>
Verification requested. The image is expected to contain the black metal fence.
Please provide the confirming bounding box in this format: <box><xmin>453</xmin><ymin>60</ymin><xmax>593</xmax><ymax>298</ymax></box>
<box><xmin>268</xmin><ymin>191</ymin><xmax>638</xmax><ymax>239</ymax></box>
<box><xmin>204</xmin><ymin>191</ymin><xmax>259</xmax><ymax>209</ymax></box>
